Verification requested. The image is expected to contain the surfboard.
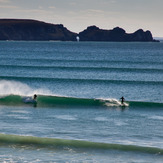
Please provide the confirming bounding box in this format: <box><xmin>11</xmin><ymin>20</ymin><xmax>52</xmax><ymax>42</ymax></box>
<box><xmin>22</xmin><ymin>97</ymin><xmax>37</xmax><ymax>104</ymax></box>
<box><xmin>120</xmin><ymin>102</ymin><xmax>129</xmax><ymax>107</ymax></box>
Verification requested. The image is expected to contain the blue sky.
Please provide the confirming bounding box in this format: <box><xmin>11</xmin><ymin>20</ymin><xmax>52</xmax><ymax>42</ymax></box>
<box><xmin>0</xmin><ymin>0</ymin><xmax>163</xmax><ymax>36</ymax></box>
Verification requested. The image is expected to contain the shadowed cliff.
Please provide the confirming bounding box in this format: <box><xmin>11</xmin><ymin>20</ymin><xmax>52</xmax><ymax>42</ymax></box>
<box><xmin>0</xmin><ymin>19</ymin><xmax>157</xmax><ymax>42</ymax></box>
<box><xmin>0</xmin><ymin>19</ymin><xmax>77</xmax><ymax>41</ymax></box>
<box><xmin>78</xmin><ymin>26</ymin><xmax>156</xmax><ymax>42</ymax></box>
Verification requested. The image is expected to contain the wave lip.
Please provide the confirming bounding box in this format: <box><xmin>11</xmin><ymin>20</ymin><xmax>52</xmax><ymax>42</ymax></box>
<box><xmin>0</xmin><ymin>134</ymin><xmax>162</xmax><ymax>154</ymax></box>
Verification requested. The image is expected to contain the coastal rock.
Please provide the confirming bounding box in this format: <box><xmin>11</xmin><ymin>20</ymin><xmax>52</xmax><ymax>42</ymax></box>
<box><xmin>79</xmin><ymin>26</ymin><xmax>155</xmax><ymax>42</ymax></box>
<box><xmin>0</xmin><ymin>19</ymin><xmax>77</xmax><ymax>41</ymax></box>
<box><xmin>125</xmin><ymin>29</ymin><xmax>154</xmax><ymax>41</ymax></box>
<box><xmin>0</xmin><ymin>19</ymin><xmax>156</xmax><ymax>42</ymax></box>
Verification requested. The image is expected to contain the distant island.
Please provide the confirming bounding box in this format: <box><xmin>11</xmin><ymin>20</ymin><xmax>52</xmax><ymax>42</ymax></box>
<box><xmin>0</xmin><ymin>19</ymin><xmax>158</xmax><ymax>42</ymax></box>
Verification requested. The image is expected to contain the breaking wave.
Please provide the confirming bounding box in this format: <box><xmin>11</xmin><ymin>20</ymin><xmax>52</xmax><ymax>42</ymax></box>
<box><xmin>0</xmin><ymin>134</ymin><xmax>162</xmax><ymax>155</ymax></box>
<box><xmin>0</xmin><ymin>80</ymin><xmax>51</xmax><ymax>96</ymax></box>
<box><xmin>1</xmin><ymin>93</ymin><xmax>163</xmax><ymax>109</ymax></box>
<box><xmin>0</xmin><ymin>94</ymin><xmax>128</xmax><ymax>108</ymax></box>
<box><xmin>0</xmin><ymin>80</ymin><xmax>162</xmax><ymax>108</ymax></box>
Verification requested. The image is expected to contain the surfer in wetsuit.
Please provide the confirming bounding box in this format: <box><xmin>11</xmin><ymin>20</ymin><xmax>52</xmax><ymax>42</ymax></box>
<box><xmin>120</xmin><ymin>96</ymin><xmax>125</xmax><ymax>104</ymax></box>
<box><xmin>33</xmin><ymin>94</ymin><xmax>37</xmax><ymax>100</ymax></box>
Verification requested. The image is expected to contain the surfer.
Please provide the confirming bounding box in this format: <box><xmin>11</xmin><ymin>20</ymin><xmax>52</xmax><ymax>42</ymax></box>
<box><xmin>120</xmin><ymin>96</ymin><xmax>125</xmax><ymax>104</ymax></box>
<box><xmin>33</xmin><ymin>94</ymin><xmax>37</xmax><ymax>100</ymax></box>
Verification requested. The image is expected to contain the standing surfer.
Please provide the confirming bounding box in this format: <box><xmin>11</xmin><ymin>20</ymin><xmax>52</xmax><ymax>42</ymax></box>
<box><xmin>120</xmin><ymin>96</ymin><xmax>125</xmax><ymax>104</ymax></box>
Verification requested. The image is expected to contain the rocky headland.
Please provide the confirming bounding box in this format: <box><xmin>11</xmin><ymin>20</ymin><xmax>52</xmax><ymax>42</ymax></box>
<box><xmin>78</xmin><ymin>26</ymin><xmax>155</xmax><ymax>42</ymax></box>
<box><xmin>0</xmin><ymin>19</ymin><xmax>76</xmax><ymax>41</ymax></box>
<box><xmin>0</xmin><ymin>19</ymin><xmax>157</xmax><ymax>42</ymax></box>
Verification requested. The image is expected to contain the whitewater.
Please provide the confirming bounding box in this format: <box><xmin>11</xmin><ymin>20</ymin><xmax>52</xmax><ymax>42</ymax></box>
<box><xmin>0</xmin><ymin>41</ymin><xmax>163</xmax><ymax>162</ymax></box>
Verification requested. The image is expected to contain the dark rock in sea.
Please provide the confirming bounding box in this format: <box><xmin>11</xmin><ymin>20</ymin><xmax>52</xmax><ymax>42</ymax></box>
<box><xmin>79</xmin><ymin>26</ymin><xmax>157</xmax><ymax>42</ymax></box>
<box><xmin>125</xmin><ymin>29</ymin><xmax>154</xmax><ymax>42</ymax></box>
<box><xmin>0</xmin><ymin>19</ymin><xmax>77</xmax><ymax>41</ymax></box>
<box><xmin>0</xmin><ymin>19</ymin><xmax>157</xmax><ymax>42</ymax></box>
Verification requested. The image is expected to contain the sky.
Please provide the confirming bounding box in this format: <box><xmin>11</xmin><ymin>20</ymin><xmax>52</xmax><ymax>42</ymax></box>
<box><xmin>0</xmin><ymin>0</ymin><xmax>163</xmax><ymax>37</ymax></box>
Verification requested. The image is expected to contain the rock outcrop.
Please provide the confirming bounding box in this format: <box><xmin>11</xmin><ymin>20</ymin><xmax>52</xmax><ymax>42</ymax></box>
<box><xmin>78</xmin><ymin>26</ymin><xmax>155</xmax><ymax>42</ymax></box>
<box><xmin>0</xmin><ymin>19</ymin><xmax>157</xmax><ymax>42</ymax></box>
<box><xmin>0</xmin><ymin>19</ymin><xmax>77</xmax><ymax>41</ymax></box>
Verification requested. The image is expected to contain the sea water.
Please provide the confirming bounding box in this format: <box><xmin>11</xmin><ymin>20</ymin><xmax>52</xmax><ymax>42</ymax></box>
<box><xmin>0</xmin><ymin>41</ymin><xmax>163</xmax><ymax>162</ymax></box>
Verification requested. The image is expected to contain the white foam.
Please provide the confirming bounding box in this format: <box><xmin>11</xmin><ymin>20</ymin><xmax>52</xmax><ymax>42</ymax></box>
<box><xmin>54</xmin><ymin>115</ymin><xmax>77</xmax><ymax>121</ymax></box>
<box><xmin>10</xmin><ymin>110</ymin><xmax>29</xmax><ymax>114</ymax></box>
<box><xmin>100</xmin><ymin>98</ymin><xmax>129</xmax><ymax>107</ymax></box>
<box><xmin>114</xmin><ymin>120</ymin><xmax>127</xmax><ymax>126</ymax></box>
<box><xmin>7</xmin><ymin>114</ymin><xmax>30</xmax><ymax>120</ymax></box>
<box><xmin>94</xmin><ymin>117</ymin><xmax>109</xmax><ymax>122</ymax></box>
<box><xmin>150</xmin><ymin>115</ymin><xmax>163</xmax><ymax>120</ymax></box>
<box><xmin>0</xmin><ymin>80</ymin><xmax>51</xmax><ymax>96</ymax></box>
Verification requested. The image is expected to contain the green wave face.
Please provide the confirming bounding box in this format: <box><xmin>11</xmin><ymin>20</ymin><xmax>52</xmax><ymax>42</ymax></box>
<box><xmin>0</xmin><ymin>94</ymin><xmax>163</xmax><ymax>108</ymax></box>
<box><xmin>0</xmin><ymin>134</ymin><xmax>162</xmax><ymax>155</ymax></box>
<box><xmin>37</xmin><ymin>95</ymin><xmax>104</xmax><ymax>107</ymax></box>
<box><xmin>0</xmin><ymin>95</ymin><xmax>118</xmax><ymax>108</ymax></box>
<box><xmin>0</xmin><ymin>95</ymin><xmax>23</xmax><ymax>106</ymax></box>
<box><xmin>129</xmin><ymin>101</ymin><xmax>163</xmax><ymax>108</ymax></box>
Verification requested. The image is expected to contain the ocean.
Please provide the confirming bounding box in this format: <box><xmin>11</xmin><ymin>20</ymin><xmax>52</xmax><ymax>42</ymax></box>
<box><xmin>0</xmin><ymin>41</ymin><xmax>163</xmax><ymax>162</ymax></box>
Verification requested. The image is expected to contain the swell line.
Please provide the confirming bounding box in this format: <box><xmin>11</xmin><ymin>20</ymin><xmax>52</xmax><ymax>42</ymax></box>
<box><xmin>0</xmin><ymin>64</ymin><xmax>163</xmax><ymax>73</ymax></box>
<box><xmin>0</xmin><ymin>57</ymin><xmax>163</xmax><ymax>65</ymax></box>
<box><xmin>0</xmin><ymin>134</ymin><xmax>162</xmax><ymax>154</ymax></box>
<box><xmin>1</xmin><ymin>76</ymin><xmax>163</xmax><ymax>85</ymax></box>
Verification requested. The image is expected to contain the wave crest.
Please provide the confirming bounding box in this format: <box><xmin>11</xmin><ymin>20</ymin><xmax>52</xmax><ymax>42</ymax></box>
<box><xmin>0</xmin><ymin>80</ymin><xmax>51</xmax><ymax>96</ymax></box>
<box><xmin>0</xmin><ymin>134</ymin><xmax>162</xmax><ymax>154</ymax></box>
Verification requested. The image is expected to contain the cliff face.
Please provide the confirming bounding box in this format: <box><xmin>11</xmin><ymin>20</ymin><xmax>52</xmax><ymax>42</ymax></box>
<box><xmin>0</xmin><ymin>19</ymin><xmax>77</xmax><ymax>41</ymax></box>
<box><xmin>78</xmin><ymin>26</ymin><xmax>155</xmax><ymax>42</ymax></box>
<box><xmin>126</xmin><ymin>29</ymin><xmax>153</xmax><ymax>41</ymax></box>
<box><xmin>0</xmin><ymin>19</ymin><xmax>156</xmax><ymax>42</ymax></box>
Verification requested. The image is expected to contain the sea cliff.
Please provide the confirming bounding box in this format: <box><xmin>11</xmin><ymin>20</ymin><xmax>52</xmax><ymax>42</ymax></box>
<box><xmin>78</xmin><ymin>26</ymin><xmax>155</xmax><ymax>42</ymax></box>
<box><xmin>0</xmin><ymin>19</ymin><xmax>157</xmax><ymax>42</ymax></box>
<box><xmin>0</xmin><ymin>19</ymin><xmax>76</xmax><ymax>41</ymax></box>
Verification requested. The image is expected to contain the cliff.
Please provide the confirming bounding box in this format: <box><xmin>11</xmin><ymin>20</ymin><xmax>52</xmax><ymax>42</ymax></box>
<box><xmin>0</xmin><ymin>19</ymin><xmax>77</xmax><ymax>41</ymax></box>
<box><xmin>0</xmin><ymin>19</ymin><xmax>157</xmax><ymax>42</ymax></box>
<box><xmin>78</xmin><ymin>26</ymin><xmax>155</xmax><ymax>42</ymax></box>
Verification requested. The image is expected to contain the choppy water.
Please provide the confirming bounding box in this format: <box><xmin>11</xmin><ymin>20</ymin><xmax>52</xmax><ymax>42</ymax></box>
<box><xmin>0</xmin><ymin>41</ymin><xmax>163</xmax><ymax>162</ymax></box>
